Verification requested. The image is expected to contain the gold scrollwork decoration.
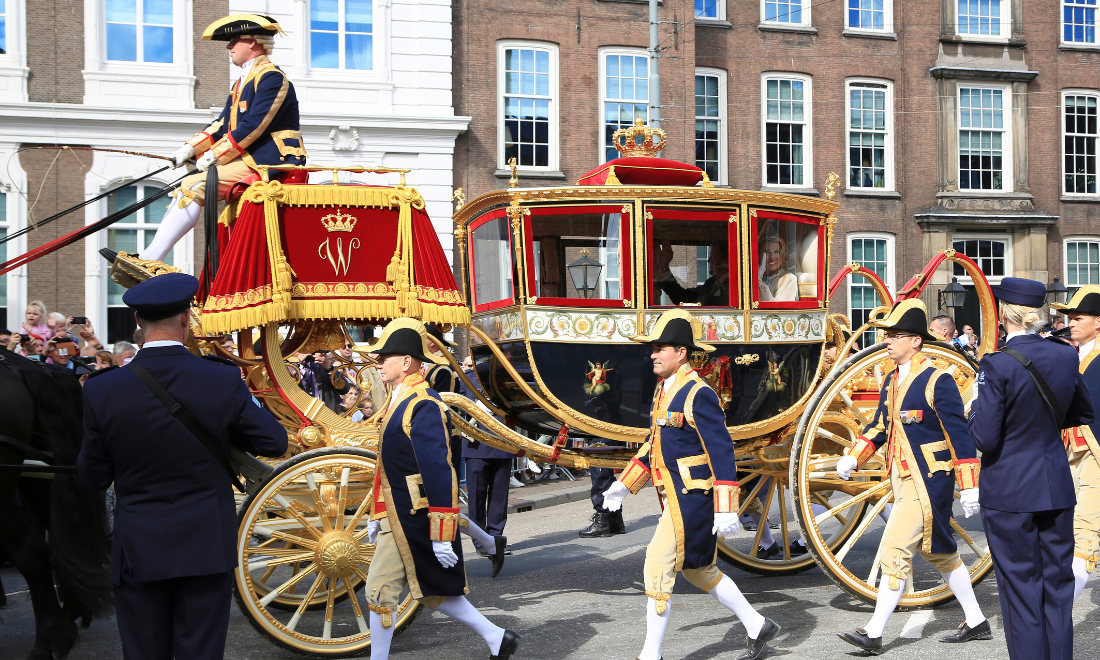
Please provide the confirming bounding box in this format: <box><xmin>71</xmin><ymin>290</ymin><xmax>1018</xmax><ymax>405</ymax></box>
<box><xmin>735</xmin><ymin>354</ymin><xmax>760</xmax><ymax>366</ymax></box>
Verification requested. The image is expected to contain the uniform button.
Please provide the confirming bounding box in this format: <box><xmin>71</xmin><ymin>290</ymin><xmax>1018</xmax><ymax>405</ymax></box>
<box><xmin>927</xmin><ymin>472</ymin><xmax>934</xmax><ymax>478</ymax></box>
<box><xmin>409</xmin><ymin>509</ymin><xmax>416</xmax><ymax>515</ymax></box>
<box><xmin>682</xmin><ymin>488</ymin><xmax>688</xmax><ymax>494</ymax></box>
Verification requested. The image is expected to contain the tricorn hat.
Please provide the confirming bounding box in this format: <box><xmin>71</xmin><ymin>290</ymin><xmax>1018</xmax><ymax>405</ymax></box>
<box><xmin>870</xmin><ymin>299</ymin><xmax>939</xmax><ymax>342</ymax></box>
<box><xmin>992</xmin><ymin>277</ymin><xmax>1047</xmax><ymax>308</ymax></box>
<box><xmin>630</xmin><ymin>309</ymin><xmax>715</xmax><ymax>353</ymax></box>
<box><xmin>369</xmin><ymin>318</ymin><xmax>448</xmax><ymax>365</ymax></box>
<box><xmin>203</xmin><ymin>14</ymin><xmax>283</xmax><ymax>41</ymax></box>
<box><xmin>425</xmin><ymin>323</ymin><xmax>457</xmax><ymax>350</ymax></box>
<box><xmin>122</xmin><ymin>272</ymin><xmax>199</xmax><ymax>321</ymax></box>
<box><xmin>1051</xmin><ymin>284</ymin><xmax>1100</xmax><ymax>316</ymax></box>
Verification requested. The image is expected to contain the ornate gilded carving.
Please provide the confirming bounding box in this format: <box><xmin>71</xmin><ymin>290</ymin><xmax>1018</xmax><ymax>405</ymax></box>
<box><xmin>508</xmin><ymin>157</ymin><xmax>518</xmax><ymax>188</ymax></box>
<box><xmin>611</xmin><ymin>116</ymin><xmax>666</xmax><ymax>157</ymax></box>
<box><xmin>824</xmin><ymin>171</ymin><xmax>840</xmax><ymax>201</ymax></box>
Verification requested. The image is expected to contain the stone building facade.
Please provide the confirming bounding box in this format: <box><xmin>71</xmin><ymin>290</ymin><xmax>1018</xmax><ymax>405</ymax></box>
<box><xmin>453</xmin><ymin>0</ymin><xmax>1100</xmax><ymax>338</ymax></box>
<box><xmin>0</xmin><ymin>0</ymin><xmax>467</xmax><ymax>343</ymax></box>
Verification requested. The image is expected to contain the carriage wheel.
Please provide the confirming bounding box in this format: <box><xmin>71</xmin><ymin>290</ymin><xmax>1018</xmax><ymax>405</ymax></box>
<box><xmin>717</xmin><ymin>445</ymin><xmax>868</xmax><ymax>576</ymax></box>
<box><xmin>234</xmin><ymin>447</ymin><xmax>421</xmax><ymax>656</ymax></box>
<box><xmin>790</xmin><ymin>343</ymin><xmax>994</xmax><ymax>608</ymax></box>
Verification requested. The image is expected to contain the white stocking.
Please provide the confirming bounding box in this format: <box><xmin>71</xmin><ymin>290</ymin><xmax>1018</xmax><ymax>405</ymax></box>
<box><xmin>709</xmin><ymin>575</ymin><xmax>765</xmax><ymax>638</ymax></box>
<box><xmin>1073</xmin><ymin>556</ymin><xmax>1091</xmax><ymax>603</ymax></box>
<box><xmin>139</xmin><ymin>199</ymin><xmax>200</xmax><ymax>261</ymax></box>
<box><xmin>433</xmin><ymin>596</ymin><xmax>505</xmax><ymax>654</ymax></box>
<box><xmin>369</xmin><ymin>610</ymin><xmax>395</xmax><ymax>660</ymax></box>
<box><xmin>747</xmin><ymin>512</ymin><xmax>776</xmax><ymax>549</ymax></box>
<box><xmin>943</xmin><ymin>566</ymin><xmax>985</xmax><ymax>627</ymax></box>
<box><xmin>460</xmin><ymin>513</ymin><xmax>495</xmax><ymax>551</ymax></box>
<box><xmin>864</xmin><ymin>577</ymin><xmax>903</xmax><ymax>639</ymax></box>
<box><xmin>638</xmin><ymin>597</ymin><xmax>670</xmax><ymax>660</ymax></box>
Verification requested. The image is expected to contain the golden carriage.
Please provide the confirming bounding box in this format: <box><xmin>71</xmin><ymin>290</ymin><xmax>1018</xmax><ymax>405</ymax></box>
<box><xmin>108</xmin><ymin>121</ymin><xmax>1004</xmax><ymax>655</ymax></box>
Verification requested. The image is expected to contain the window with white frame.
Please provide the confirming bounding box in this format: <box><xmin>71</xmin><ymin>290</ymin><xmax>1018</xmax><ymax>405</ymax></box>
<box><xmin>957</xmin><ymin>0</ymin><xmax>1009</xmax><ymax>36</ymax></box>
<box><xmin>696</xmin><ymin>0</ymin><xmax>723</xmax><ymax>19</ymax></box>
<box><xmin>847</xmin><ymin>80</ymin><xmax>892</xmax><ymax>189</ymax></box>
<box><xmin>848</xmin><ymin>234</ymin><xmax>893</xmax><ymax>347</ymax></box>
<box><xmin>311</xmin><ymin>0</ymin><xmax>373</xmax><ymax>70</ymax></box>
<box><xmin>105</xmin><ymin>184</ymin><xmax>172</xmax><ymax>344</ymax></box>
<box><xmin>1064</xmin><ymin>0</ymin><xmax>1097</xmax><ymax>43</ymax></box>
<box><xmin>1065</xmin><ymin>238</ymin><xmax>1100</xmax><ymax>295</ymax></box>
<box><xmin>763</xmin><ymin>74</ymin><xmax>812</xmax><ymax>187</ymax></box>
<box><xmin>763</xmin><ymin>0</ymin><xmax>808</xmax><ymax>24</ymax></box>
<box><xmin>696</xmin><ymin>246</ymin><xmax>710</xmax><ymax>285</ymax></box>
<box><xmin>952</xmin><ymin>236</ymin><xmax>1009</xmax><ymax>281</ymax></box>
<box><xmin>695</xmin><ymin>70</ymin><xmax>726</xmax><ymax>184</ymax></box>
<box><xmin>499</xmin><ymin>42</ymin><xmax>557</xmax><ymax>170</ymax></box>
<box><xmin>1064</xmin><ymin>92</ymin><xmax>1098</xmax><ymax>195</ymax></box>
<box><xmin>959</xmin><ymin>87</ymin><xmax>1010</xmax><ymax>191</ymax></box>
<box><xmin>106</xmin><ymin>0</ymin><xmax>173</xmax><ymax>63</ymax></box>
<box><xmin>0</xmin><ymin>192</ymin><xmax>6</xmax><ymax>331</ymax></box>
<box><xmin>602</xmin><ymin>50</ymin><xmax>649</xmax><ymax>163</ymax></box>
<box><xmin>848</xmin><ymin>0</ymin><xmax>889</xmax><ymax>30</ymax></box>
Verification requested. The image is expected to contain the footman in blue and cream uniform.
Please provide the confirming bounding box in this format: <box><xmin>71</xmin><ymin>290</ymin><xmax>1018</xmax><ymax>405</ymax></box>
<box><xmin>835</xmin><ymin>299</ymin><xmax>989</xmax><ymax>655</ymax></box>
<box><xmin>363</xmin><ymin>319</ymin><xmax>519</xmax><ymax>660</ymax></box>
<box><xmin>601</xmin><ymin>309</ymin><xmax>780</xmax><ymax>660</ymax></box>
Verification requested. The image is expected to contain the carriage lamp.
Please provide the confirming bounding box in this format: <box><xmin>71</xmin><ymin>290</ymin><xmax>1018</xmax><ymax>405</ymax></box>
<box><xmin>938</xmin><ymin>277</ymin><xmax>968</xmax><ymax>310</ymax></box>
<box><xmin>568</xmin><ymin>249</ymin><xmax>604</xmax><ymax>299</ymax></box>
<box><xmin>1046</xmin><ymin>277</ymin><xmax>1069</xmax><ymax>307</ymax></box>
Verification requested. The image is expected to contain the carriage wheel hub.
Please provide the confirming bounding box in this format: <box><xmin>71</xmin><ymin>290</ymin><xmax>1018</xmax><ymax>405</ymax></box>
<box><xmin>316</xmin><ymin>532</ymin><xmax>361</xmax><ymax>578</ymax></box>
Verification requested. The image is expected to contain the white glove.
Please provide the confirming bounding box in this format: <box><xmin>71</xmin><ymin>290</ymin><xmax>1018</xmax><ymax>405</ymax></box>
<box><xmin>170</xmin><ymin>144</ymin><xmax>195</xmax><ymax>168</ymax></box>
<box><xmin>601</xmin><ymin>481</ymin><xmax>630</xmax><ymax>512</ymax></box>
<box><xmin>433</xmin><ymin>540</ymin><xmax>458</xmax><ymax>568</ymax></box>
<box><xmin>366</xmin><ymin>520</ymin><xmax>380</xmax><ymax>545</ymax></box>
<box><xmin>712</xmin><ymin>512</ymin><xmax>741</xmax><ymax>538</ymax></box>
<box><xmin>196</xmin><ymin>150</ymin><xmax>218</xmax><ymax>172</ymax></box>
<box><xmin>836</xmin><ymin>455</ymin><xmax>858</xmax><ymax>480</ymax></box>
<box><xmin>960</xmin><ymin>488</ymin><xmax>980</xmax><ymax>518</ymax></box>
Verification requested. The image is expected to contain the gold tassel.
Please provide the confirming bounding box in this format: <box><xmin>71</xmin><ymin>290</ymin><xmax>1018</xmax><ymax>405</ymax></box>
<box><xmin>605</xmin><ymin>166</ymin><xmax>621</xmax><ymax>185</ymax></box>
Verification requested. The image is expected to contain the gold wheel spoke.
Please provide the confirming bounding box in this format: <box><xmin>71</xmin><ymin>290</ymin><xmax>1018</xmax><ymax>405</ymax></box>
<box><xmin>777</xmin><ymin>479</ymin><xmax>791</xmax><ymax>560</ymax></box>
<box><xmin>345</xmin><ymin>484</ymin><xmax>373</xmax><ymax>534</ymax></box>
<box><xmin>287</xmin><ymin>575</ymin><xmax>325</xmax><ymax>632</ymax></box>
<box><xmin>738</xmin><ymin>473</ymin><xmax>770</xmax><ymax>518</ymax></box>
<box><xmin>248</xmin><ymin>551</ymin><xmax>316</xmax><ymax>571</ymax></box>
<box><xmin>750</xmin><ymin>480</ymin><xmax>777</xmax><ymax>558</ymax></box>
<box><xmin>352</xmin><ymin>565</ymin><xmax>371</xmax><ymax>583</ymax></box>
<box><xmin>867</xmin><ymin>541</ymin><xmax>883</xmax><ymax>586</ymax></box>
<box><xmin>270</xmin><ymin>530</ymin><xmax>320</xmax><ymax>549</ymax></box>
<box><xmin>323</xmin><ymin>575</ymin><xmax>337</xmax><ymax>640</ymax></box>
<box><xmin>815</xmin><ymin>426</ymin><xmax>854</xmax><ymax>449</ymax></box>
<box><xmin>247</xmin><ymin>546</ymin><xmax>317</xmax><ymax>558</ymax></box>
<box><xmin>838</xmin><ymin>390</ymin><xmax>869</xmax><ymax>427</ymax></box>
<box><xmin>336</xmin><ymin>467</ymin><xmax>351</xmax><ymax>532</ymax></box>
<box><xmin>306</xmin><ymin>473</ymin><xmax>335</xmax><ymax>535</ymax></box>
<box><xmin>259</xmin><ymin>564</ymin><xmax>319</xmax><ymax>608</ymax></box>
<box><xmin>344</xmin><ymin>577</ymin><xmax>369</xmax><ymax>634</ymax></box>
<box><xmin>814</xmin><ymin>480</ymin><xmax>891</xmax><ymax>526</ymax></box>
<box><xmin>949</xmin><ymin>518</ymin><xmax>989</xmax><ymax>558</ymax></box>
<box><xmin>834</xmin><ymin>490</ymin><xmax>892</xmax><ymax>563</ymax></box>
<box><xmin>259</xmin><ymin>565</ymin><xmax>277</xmax><ymax>583</ymax></box>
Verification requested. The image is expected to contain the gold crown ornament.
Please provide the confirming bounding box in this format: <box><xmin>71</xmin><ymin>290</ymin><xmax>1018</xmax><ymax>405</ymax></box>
<box><xmin>320</xmin><ymin>209</ymin><xmax>358</xmax><ymax>232</ymax></box>
<box><xmin>612</xmin><ymin>116</ymin><xmax>666</xmax><ymax>157</ymax></box>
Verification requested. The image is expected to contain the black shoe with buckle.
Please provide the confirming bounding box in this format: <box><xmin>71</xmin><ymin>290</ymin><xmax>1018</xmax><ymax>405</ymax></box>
<box><xmin>579</xmin><ymin>511</ymin><xmax>613</xmax><ymax>538</ymax></box>
<box><xmin>608</xmin><ymin>509</ymin><xmax>626</xmax><ymax>535</ymax></box>
<box><xmin>789</xmin><ymin>540</ymin><xmax>807</xmax><ymax>557</ymax></box>
<box><xmin>756</xmin><ymin>543</ymin><xmax>781</xmax><ymax>560</ymax></box>
<box><xmin>489</xmin><ymin>535</ymin><xmax>507</xmax><ymax>579</ymax></box>
<box><xmin>490</xmin><ymin>629</ymin><xmax>521</xmax><ymax>659</ymax></box>
<box><xmin>941</xmin><ymin>619</ymin><xmax>991</xmax><ymax>643</ymax></box>
<box><xmin>739</xmin><ymin>617</ymin><xmax>780</xmax><ymax>660</ymax></box>
<box><xmin>837</xmin><ymin>628</ymin><xmax>883</xmax><ymax>655</ymax></box>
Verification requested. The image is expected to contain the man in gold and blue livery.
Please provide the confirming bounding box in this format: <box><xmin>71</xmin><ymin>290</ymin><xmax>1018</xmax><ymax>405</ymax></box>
<box><xmin>835</xmin><ymin>299</ymin><xmax>988</xmax><ymax>654</ymax></box>
<box><xmin>601</xmin><ymin>309</ymin><xmax>781</xmax><ymax>660</ymax></box>
<box><xmin>363</xmin><ymin>319</ymin><xmax>519</xmax><ymax>660</ymax></box>
<box><xmin>141</xmin><ymin>14</ymin><xmax>307</xmax><ymax>262</ymax></box>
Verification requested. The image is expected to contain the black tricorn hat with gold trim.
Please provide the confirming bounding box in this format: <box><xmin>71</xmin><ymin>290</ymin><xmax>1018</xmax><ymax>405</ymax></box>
<box><xmin>1051</xmin><ymin>284</ymin><xmax>1100</xmax><ymax>317</ymax></box>
<box><xmin>630</xmin><ymin>309</ymin><xmax>716</xmax><ymax>353</ymax></box>
<box><xmin>369</xmin><ymin>318</ymin><xmax>448</xmax><ymax>365</ymax></box>
<box><xmin>425</xmin><ymin>323</ymin><xmax>457</xmax><ymax>350</ymax></box>
<box><xmin>870</xmin><ymin>299</ymin><xmax>939</xmax><ymax>342</ymax></box>
<box><xmin>203</xmin><ymin>14</ymin><xmax>283</xmax><ymax>41</ymax></box>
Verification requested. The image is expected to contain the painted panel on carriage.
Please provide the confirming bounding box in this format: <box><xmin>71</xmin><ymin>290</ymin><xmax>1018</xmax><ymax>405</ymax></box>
<box><xmin>642</xmin><ymin>311</ymin><xmax>744</xmax><ymax>342</ymax></box>
<box><xmin>749</xmin><ymin>311</ymin><xmax>826</xmax><ymax>342</ymax></box>
<box><xmin>469</xmin><ymin>310</ymin><xmax>523</xmax><ymax>345</ymax></box>
<box><xmin>526</xmin><ymin>308</ymin><xmax>638</xmax><ymax>342</ymax></box>
<box><xmin>472</xmin><ymin>339</ymin><xmax>820</xmax><ymax>435</ymax></box>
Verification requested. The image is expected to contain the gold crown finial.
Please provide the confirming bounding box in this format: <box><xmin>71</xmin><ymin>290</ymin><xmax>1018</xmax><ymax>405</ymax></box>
<box><xmin>320</xmin><ymin>208</ymin><xmax>358</xmax><ymax>232</ymax></box>
<box><xmin>612</xmin><ymin>115</ymin><xmax>666</xmax><ymax>157</ymax></box>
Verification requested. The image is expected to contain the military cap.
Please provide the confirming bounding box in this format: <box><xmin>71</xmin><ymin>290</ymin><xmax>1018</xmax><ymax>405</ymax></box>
<box><xmin>122</xmin><ymin>272</ymin><xmax>199</xmax><ymax>321</ymax></box>
<box><xmin>202</xmin><ymin>14</ymin><xmax>283</xmax><ymax>41</ymax></box>
<box><xmin>1051</xmin><ymin>284</ymin><xmax>1100</xmax><ymax>317</ymax></box>
<box><xmin>992</xmin><ymin>277</ymin><xmax>1047</xmax><ymax>308</ymax></box>
<box><xmin>370</xmin><ymin>318</ymin><xmax>448</xmax><ymax>365</ymax></box>
<box><xmin>870</xmin><ymin>299</ymin><xmax>939</xmax><ymax>342</ymax></box>
<box><xmin>630</xmin><ymin>308</ymin><xmax>715</xmax><ymax>353</ymax></box>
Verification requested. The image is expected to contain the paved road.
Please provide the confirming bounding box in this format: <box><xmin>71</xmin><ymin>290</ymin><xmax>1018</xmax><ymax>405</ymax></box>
<box><xmin>3</xmin><ymin>492</ymin><xmax>1098</xmax><ymax>659</ymax></box>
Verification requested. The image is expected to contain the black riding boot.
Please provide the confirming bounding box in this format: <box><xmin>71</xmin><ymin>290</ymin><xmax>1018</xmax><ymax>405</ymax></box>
<box><xmin>579</xmin><ymin>511</ymin><xmax>613</xmax><ymax>538</ymax></box>
<box><xmin>608</xmin><ymin>510</ymin><xmax>626</xmax><ymax>534</ymax></box>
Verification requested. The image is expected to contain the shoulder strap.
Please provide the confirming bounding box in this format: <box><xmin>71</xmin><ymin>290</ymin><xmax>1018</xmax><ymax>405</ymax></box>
<box><xmin>125</xmin><ymin>362</ymin><xmax>246</xmax><ymax>492</ymax></box>
<box><xmin>1001</xmin><ymin>347</ymin><xmax>1064</xmax><ymax>427</ymax></box>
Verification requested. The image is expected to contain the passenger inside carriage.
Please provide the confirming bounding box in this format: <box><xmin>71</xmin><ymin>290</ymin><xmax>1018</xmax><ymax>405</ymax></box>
<box><xmin>652</xmin><ymin>240</ymin><xmax>730</xmax><ymax>306</ymax></box>
<box><xmin>756</xmin><ymin>218</ymin><xmax>817</xmax><ymax>303</ymax></box>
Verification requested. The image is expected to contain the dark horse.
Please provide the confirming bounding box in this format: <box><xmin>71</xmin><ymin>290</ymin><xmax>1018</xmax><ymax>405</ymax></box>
<box><xmin>0</xmin><ymin>349</ymin><xmax>112</xmax><ymax>659</ymax></box>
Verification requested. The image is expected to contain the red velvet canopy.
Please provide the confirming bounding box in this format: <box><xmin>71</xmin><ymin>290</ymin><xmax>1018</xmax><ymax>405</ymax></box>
<box><xmin>578</xmin><ymin>156</ymin><xmax>706</xmax><ymax>187</ymax></box>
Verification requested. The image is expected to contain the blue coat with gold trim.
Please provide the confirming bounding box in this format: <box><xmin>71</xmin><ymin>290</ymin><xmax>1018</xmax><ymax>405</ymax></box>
<box><xmin>1066</xmin><ymin>346</ymin><xmax>1100</xmax><ymax>464</ymax></box>
<box><xmin>618</xmin><ymin>365</ymin><xmax>740</xmax><ymax>570</ymax></box>
<box><xmin>847</xmin><ymin>352</ymin><xmax>979</xmax><ymax>554</ymax></box>
<box><xmin>185</xmin><ymin>55</ymin><xmax>306</xmax><ymax>171</ymax></box>
<box><xmin>369</xmin><ymin>375</ymin><xmax>466</xmax><ymax>600</ymax></box>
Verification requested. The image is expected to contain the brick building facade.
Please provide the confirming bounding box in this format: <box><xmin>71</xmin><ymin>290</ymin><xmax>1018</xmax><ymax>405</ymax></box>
<box><xmin>453</xmin><ymin>0</ymin><xmax>1100</xmax><ymax>338</ymax></box>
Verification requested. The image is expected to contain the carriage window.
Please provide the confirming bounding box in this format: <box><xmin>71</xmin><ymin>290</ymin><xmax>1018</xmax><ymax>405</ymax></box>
<box><xmin>649</xmin><ymin>215</ymin><xmax>736</xmax><ymax>307</ymax></box>
<box><xmin>754</xmin><ymin>214</ymin><xmax>821</xmax><ymax>307</ymax></box>
<box><xmin>528</xmin><ymin>207</ymin><xmax>628</xmax><ymax>304</ymax></box>
<box><xmin>471</xmin><ymin>215</ymin><xmax>514</xmax><ymax>310</ymax></box>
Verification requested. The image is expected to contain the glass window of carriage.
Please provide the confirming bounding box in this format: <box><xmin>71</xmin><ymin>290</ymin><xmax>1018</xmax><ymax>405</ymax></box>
<box><xmin>526</xmin><ymin>206</ymin><xmax>631</xmax><ymax>306</ymax></box>
<box><xmin>648</xmin><ymin>209</ymin><xmax>738</xmax><ymax>308</ymax></box>
<box><xmin>469</xmin><ymin>211</ymin><xmax>515</xmax><ymax>312</ymax></box>
<box><xmin>752</xmin><ymin>211</ymin><xmax>824</xmax><ymax>309</ymax></box>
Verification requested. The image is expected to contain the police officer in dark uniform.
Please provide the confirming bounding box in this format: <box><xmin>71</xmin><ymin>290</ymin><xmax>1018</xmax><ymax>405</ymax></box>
<box><xmin>77</xmin><ymin>273</ymin><xmax>288</xmax><ymax>660</ymax></box>
<box><xmin>969</xmin><ymin>277</ymin><xmax>1095</xmax><ymax>660</ymax></box>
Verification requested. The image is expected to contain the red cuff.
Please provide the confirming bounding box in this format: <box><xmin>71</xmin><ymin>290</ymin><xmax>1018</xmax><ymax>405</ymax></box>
<box><xmin>620</xmin><ymin>458</ymin><xmax>652</xmax><ymax>494</ymax></box>
<box><xmin>428</xmin><ymin>506</ymin><xmax>460</xmax><ymax>542</ymax></box>
<box><xmin>954</xmin><ymin>459</ymin><xmax>980</xmax><ymax>490</ymax></box>
<box><xmin>714</xmin><ymin>481</ymin><xmax>740</xmax><ymax>514</ymax></box>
